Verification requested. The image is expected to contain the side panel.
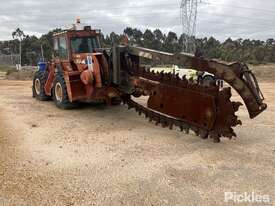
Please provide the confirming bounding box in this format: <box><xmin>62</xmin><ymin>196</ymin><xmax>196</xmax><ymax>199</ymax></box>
<box><xmin>64</xmin><ymin>71</ymin><xmax>86</xmax><ymax>102</ymax></box>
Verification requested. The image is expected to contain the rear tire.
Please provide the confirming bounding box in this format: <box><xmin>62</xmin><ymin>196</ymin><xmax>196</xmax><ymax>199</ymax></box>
<box><xmin>32</xmin><ymin>70</ymin><xmax>51</xmax><ymax>101</ymax></box>
<box><xmin>53</xmin><ymin>72</ymin><xmax>77</xmax><ymax>109</ymax></box>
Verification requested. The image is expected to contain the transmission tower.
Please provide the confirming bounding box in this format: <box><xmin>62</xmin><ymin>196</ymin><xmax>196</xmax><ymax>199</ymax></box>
<box><xmin>180</xmin><ymin>0</ymin><xmax>199</xmax><ymax>53</ymax></box>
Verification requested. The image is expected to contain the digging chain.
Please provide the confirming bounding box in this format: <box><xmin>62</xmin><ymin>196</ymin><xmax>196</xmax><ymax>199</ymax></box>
<box><xmin>122</xmin><ymin>67</ymin><xmax>243</xmax><ymax>143</ymax></box>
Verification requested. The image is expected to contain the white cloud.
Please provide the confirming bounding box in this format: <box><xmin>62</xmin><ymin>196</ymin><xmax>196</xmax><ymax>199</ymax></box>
<box><xmin>0</xmin><ymin>0</ymin><xmax>274</xmax><ymax>41</ymax></box>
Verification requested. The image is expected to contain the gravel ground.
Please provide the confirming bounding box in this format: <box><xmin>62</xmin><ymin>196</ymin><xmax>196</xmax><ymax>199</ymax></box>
<box><xmin>0</xmin><ymin>80</ymin><xmax>274</xmax><ymax>206</ymax></box>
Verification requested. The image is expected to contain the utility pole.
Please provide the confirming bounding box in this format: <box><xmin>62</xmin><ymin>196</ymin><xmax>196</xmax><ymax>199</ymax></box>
<box><xmin>180</xmin><ymin>0</ymin><xmax>200</xmax><ymax>53</ymax></box>
<box><xmin>19</xmin><ymin>40</ymin><xmax>22</xmax><ymax>68</ymax></box>
<box><xmin>41</xmin><ymin>44</ymin><xmax>44</xmax><ymax>62</ymax></box>
<box><xmin>12</xmin><ymin>28</ymin><xmax>25</xmax><ymax>70</ymax></box>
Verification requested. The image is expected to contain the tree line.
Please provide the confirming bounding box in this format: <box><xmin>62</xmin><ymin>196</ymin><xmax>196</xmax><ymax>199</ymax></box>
<box><xmin>0</xmin><ymin>27</ymin><xmax>275</xmax><ymax>65</ymax></box>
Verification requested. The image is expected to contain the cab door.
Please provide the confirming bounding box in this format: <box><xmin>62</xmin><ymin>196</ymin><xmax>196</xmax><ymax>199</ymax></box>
<box><xmin>53</xmin><ymin>35</ymin><xmax>69</xmax><ymax>63</ymax></box>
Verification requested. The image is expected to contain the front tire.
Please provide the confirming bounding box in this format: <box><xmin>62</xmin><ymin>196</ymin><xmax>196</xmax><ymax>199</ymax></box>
<box><xmin>32</xmin><ymin>70</ymin><xmax>51</xmax><ymax>101</ymax></box>
<box><xmin>53</xmin><ymin>73</ymin><xmax>77</xmax><ymax>109</ymax></box>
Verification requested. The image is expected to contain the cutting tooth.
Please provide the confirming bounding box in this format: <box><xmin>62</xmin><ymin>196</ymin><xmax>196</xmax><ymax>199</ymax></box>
<box><xmin>155</xmin><ymin>118</ymin><xmax>160</xmax><ymax>126</ymax></box>
<box><xmin>214</xmin><ymin>137</ymin><xmax>221</xmax><ymax>143</ymax></box>
<box><xmin>210</xmin><ymin>133</ymin><xmax>221</xmax><ymax>143</ymax></box>
<box><xmin>222</xmin><ymin>87</ymin><xmax>232</xmax><ymax>99</ymax></box>
<box><xmin>145</xmin><ymin>112</ymin><xmax>149</xmax><ymax>118</ymax></box>
<box><xmin>175</xmin><ymin>74</ymin><xmax>181</xmax><ymax>82</ymax></box>
<box><xmin>237</xmin><ymin>120</ymin><xmax>242</xmax><ymax>126</ymax></box>
<box><xmin>160</xmin><ymin>119</ymin><xmax>167</xmax><ymax>128</ymax></box>
<box><xmin>228</xmin><ymin>115</ymin><xmax>242</xmax><ymax>127</ymax></box>
<box><xmin>189</xmin><ymin>78</ymin><xmax>194</xmax><ymax>85</ymax></box>
<box><xmin>232</xmin><ymin>119</ymin><xmax>242</xmax><ymax>126</ymax></box>
<box><xmin>164</xmin><ymin>74</ymin><xmax>169</xmax><ymax>81</ymax></box>
<box><xmin>195</xmin><ymin>129</ymin><xmax>200</xmax><ymax>136</ymax></box>
<box><xmin>184</xmin><ymin>127</ymin><xmax>190</xmax><ymax>134</ymax></box>
<box><xmin>160</xmin><ymin>74</ymin><xmax>164</xmax><ymax>81</ymax></box>
<box><xmin>227</xmin><ymin>128</ymin><xmax>237</xmax><ymax>138</ymax></box>
<box><xmin>223</xmin><ymin>129</ymin><xmax>236</xmax><ymax>139</ymax></box>
<box><xmin>199</xmin><ymin>129</ymin><xmax>209</xmax><ymax>139</ymax></box>
<box><xmin>179</xmin><ymin>123</ymin><xmax>190</xmax><ymax>134</ymax></box>
<box><xmin>169</xmin><ymin>123</ymin><xmax>173</xmax><ymax>130</ymax></box>
<box><xmin>233</xmin><ymin>102</ymin><xmax>243</xmax><ymax>112</ymax></box>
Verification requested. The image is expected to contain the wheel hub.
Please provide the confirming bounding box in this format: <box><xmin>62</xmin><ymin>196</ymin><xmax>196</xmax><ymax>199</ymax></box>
<box><xmin>34</xmin><ymin>79</ymin><xmax>41</xmax><ymax>95</ymax></box>
<box><xmin>55</xmin><ymin>82</ymin><xmax>63</xmax><ymax>102</ymax></box>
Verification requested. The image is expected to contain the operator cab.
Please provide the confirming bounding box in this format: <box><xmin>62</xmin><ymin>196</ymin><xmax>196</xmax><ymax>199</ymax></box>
<box><xmin>52</xmin><ymin>21</ymin><xmax>102</xmax><ymax>64</ymax></box>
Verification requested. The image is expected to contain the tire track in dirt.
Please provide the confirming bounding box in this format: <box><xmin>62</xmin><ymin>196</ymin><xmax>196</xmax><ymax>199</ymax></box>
<box><xmin>0</xmin><ymin>110</ymin><xmax>11</xmax><ymax>154</ymax></box>
<box><xmin>0</xmin><ymin>108</ymin><xmax>21</xmax><ymax>175</ymax></box>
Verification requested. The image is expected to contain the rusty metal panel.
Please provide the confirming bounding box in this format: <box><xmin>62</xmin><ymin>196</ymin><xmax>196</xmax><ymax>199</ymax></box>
<box><xmin>147</xmin><ymin>83</ymin><xmax>216</xmax><ymax>130</ymax></box>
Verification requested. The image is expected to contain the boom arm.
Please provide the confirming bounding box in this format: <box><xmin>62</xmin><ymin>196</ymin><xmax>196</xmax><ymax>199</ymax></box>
<box><xmin>126</xmin><ymin>46</ymin><xmax>267</xmax><ymax>119</ymax></box>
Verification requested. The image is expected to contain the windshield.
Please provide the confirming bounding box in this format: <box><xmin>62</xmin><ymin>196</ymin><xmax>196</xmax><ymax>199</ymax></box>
<box><xmin>71</xmin><ymin>36</ymin><xmax>100</xmax><ymax>53</ymax></box>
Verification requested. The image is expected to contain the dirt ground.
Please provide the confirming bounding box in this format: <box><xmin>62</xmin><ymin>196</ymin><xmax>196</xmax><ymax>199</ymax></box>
<box><xmin>0</xmin><ymin>80</ymin><xmax>274</xmax><ymax>206</ymax></box>
<box><xmin>250</xmin><ymin>64</ymin><xmax>275</xmax><ymax>82</ymax></box>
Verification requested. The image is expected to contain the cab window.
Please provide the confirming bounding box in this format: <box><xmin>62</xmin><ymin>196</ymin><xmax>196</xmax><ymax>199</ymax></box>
<box><xmin>59</xmin><ymin>37</ymin><xmax>68</xmax><ymax>59</ymax></box>
<box><xmin>54</xmin><ymin>38</ymin><xmax>58</xmax><ymax>51</ymax></box>
<box><xmin>71</xmin><ymin>36</ymin><xmax>100</xmax><ymax>53</ymax></box>
<box><xmin>53</xmin><ymin>36</ymin><xmax>68</xmax><ymax>59</ymax></box>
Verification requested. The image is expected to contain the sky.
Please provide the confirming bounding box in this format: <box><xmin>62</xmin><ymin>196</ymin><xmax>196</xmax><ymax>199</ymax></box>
<box><xmin>0</xmin><ymin>0</ymin><xmax>274</xmax><ymax>41</ymax></box>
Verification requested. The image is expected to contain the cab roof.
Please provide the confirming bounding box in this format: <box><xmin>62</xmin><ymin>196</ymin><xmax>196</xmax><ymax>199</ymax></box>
<box><xmin>53</xmin><ymin>28</ymin><xmax>101</xmax><ymax>37</ymax></box>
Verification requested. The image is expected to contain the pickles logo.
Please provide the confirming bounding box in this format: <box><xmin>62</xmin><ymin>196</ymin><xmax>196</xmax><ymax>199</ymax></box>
<box><xmin>224</xmin><ymin>192</ymin><xmax>272</xmax><ymax>204</ymax></box>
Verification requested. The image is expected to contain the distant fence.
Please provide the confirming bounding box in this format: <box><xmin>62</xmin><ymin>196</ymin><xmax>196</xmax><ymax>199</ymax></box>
<box><xmin>0</xmin><ymin>54</ymin><xmax>20</xmax><ymax>65</ymax></box>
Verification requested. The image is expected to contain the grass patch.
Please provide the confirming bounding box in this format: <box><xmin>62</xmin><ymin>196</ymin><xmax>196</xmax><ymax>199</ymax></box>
<box><xmin>0</xmin><ymin>65</ymin><xmax>16</xmax><ymax>72</ymax></box>
<box><xmin>250</xmin><ymin>63</ymin><xmax>275</xmax><ymax>82</ymax></box>
<box><xmin>6</xmin><ymin>69</ymin><xmax>35</xmax><ymax>80</ymax></box>
<box><xmin>0</xmin><ymin>65</ymin><xmax>35</xmax><ymax>80</ymax></box>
